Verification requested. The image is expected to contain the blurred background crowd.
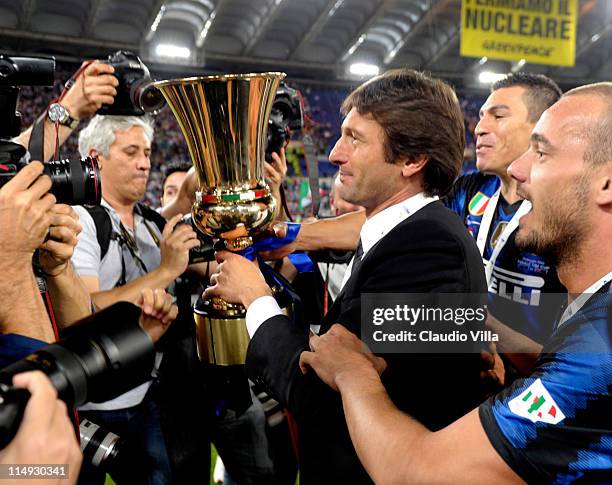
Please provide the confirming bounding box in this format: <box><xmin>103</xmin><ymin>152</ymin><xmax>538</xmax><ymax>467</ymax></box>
<box><xmin>16</xmin><ymin>62</ymin><xmax>485</xmax><ymax>219</ymax></box>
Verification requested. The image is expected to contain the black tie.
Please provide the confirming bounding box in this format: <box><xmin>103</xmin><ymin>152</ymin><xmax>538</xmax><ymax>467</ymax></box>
<box><xmin>350</xmin><ymin>239</ymin><xmax>364</xmax><ymax>276</ymax></box>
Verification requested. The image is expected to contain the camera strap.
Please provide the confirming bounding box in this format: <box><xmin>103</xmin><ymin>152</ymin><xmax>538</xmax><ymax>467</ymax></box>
<box><xmin>27</xmin><ymin>113</ymin><xmax>47</xmax><ymax>163</ymax></box>
<box><xmin>32</xmin><ymin>254</ymin><xmax>60</xmax><ymax>342</ymax></box>
<box><xmin>85</xmin><ymin>203</ymin><xmax>165</xmax><ymax>288</ymax></box>
<box><xmin>116</xmin><ymin>204</ymin><xmax>166</xmax><ymax>286</ymax></box>
<box><xmin>302</xmin><ymin>134</ymin><xmax>320</xmax><ymax>217</ymax></box>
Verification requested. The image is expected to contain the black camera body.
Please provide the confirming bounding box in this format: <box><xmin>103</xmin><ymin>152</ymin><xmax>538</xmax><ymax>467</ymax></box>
<box><xmin>0</xmin><ymin>54</ymin><xmax>54</xmax><ymax>88</ymax></box>
<box><xmin>98</xmin><ymin>51</ymin><xmax>165</xmax><ymax>116</ymax></box>
<box><xmin>179</xmin><ymin>214</ymin><xmax>216</xmax><ymax>264</ymax></box>
<box><xmin>265</xmin><ymin>82</ymin><xmax>304</xmax><ymax>161</ymax></box>
<box><xmin>0</xmin><ymin>54</ymin><xmax>102</xmax><ymax>205</ymax></box>
<box><xmin>0</xmin><ymin>54</ymin><xmax>55</xmax><ymax>140</ymax></box>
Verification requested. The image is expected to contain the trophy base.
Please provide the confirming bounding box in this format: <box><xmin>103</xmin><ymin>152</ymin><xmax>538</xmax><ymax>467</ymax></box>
<box><xmin>193</xmin><ymin>298</ymin><xmax>250</xmax><ymax>365</ymax></box>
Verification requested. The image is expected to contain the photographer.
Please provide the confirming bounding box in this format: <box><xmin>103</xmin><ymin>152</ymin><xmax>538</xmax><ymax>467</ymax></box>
<box><xmin>0</xmin><ymin>371</ymin><xmax>82</xmax><ymax>485</ymax></box>
<box><xmin>0</xmin><ymin>161</ymin><xmax>60</xmax><ymax>343</ymax></box>
<box><xmin>72</xmin><ymin>114</ymin><xmax>199</xmax><ymax>485</ymax></box>
<box><xmin>39</xmin><ymin>203</ymin><xmax>93</xmax><ymax>328</ymax></box>
<box><xmin>0</xmin><ymin>57</ymin><xmax>119</xmax><ymax>334</ymax></box>
<box><xmin>13</xmin><ymin>61</ymin><xmax>118</xmax><ymax>162</ymax></box>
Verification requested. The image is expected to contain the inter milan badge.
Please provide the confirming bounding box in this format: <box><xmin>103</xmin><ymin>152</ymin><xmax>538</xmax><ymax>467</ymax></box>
<box><xmin>468</xmin><ymin>191</ymin><xmax>490</xmax><ymax>216</ymax></box>
<box><xmin>508</xmin><ymin>378</ymin><xmax>566</xmax><ymax>424</ymax></box>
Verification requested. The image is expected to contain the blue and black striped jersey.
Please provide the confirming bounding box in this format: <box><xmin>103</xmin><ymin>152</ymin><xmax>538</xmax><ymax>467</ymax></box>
<box><xmin>444</xmin><ymin>172</ymin><xmax>565</xmax><ymax>344</ymax></box>
<box><xmin>479</xmin><ymin>284</ymin><xmax>612</xmax><ymax>484</ymax></box>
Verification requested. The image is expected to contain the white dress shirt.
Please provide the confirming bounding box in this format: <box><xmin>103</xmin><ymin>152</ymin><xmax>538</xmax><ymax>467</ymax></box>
<box><xmin>245</xmin><ymin>192</ymin><xmax>438</xmax><ymax>338</ymax></box>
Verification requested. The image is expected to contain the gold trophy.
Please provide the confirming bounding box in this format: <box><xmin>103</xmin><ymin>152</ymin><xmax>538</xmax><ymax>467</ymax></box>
<box><xmin>154</xmin><ymin>73</ymin><xmax>285</xmax><ymax>365</ymax></box>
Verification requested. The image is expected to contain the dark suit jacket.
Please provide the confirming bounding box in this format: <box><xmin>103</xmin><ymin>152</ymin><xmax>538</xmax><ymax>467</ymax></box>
<box><xmin>246</xmin><ymin>201</ymin><xmax>487</xmax><ymax>484</ymax></box>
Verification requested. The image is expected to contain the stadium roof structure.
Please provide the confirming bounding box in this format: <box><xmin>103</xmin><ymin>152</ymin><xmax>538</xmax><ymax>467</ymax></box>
<box><xmin>0</xmin><ymin>0</ymin><xmax>610</xmax><ymax>89</ymax></box>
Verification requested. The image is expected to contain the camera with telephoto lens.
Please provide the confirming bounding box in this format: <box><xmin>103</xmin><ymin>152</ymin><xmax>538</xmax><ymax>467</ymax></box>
<box><xmin>0</xmin><ymin>53</ymin><xmax>102</xmax><ymax>205</ymax></box>
<box><xmin>0</xmin><ymin>154</ymin><xmax>102</xmax><ymax>205</ymax></box>
<box><xmin>97</xmin><ymin>50</ymin><xmax>165</xmax><ymax>116</ymax></box>
<box><xmin>79</xmin><ymin>418</ymin><xmax>151</xmax><ymax>479</ymax></box>
<box><xmin>0</xmin><ymin>302</ymin><xmax>155</xmax><ymax>457</ymax></box>
<box><xmin>265</xmin><ymin>82</ymin><xmax>304</xmax><ymax>162</ymax></box>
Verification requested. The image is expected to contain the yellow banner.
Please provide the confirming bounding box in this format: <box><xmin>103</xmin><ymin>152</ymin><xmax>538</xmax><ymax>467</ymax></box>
<box><xmin>460</xmin><ymin>0</ymin><xmax>578</xmax><ymax>67</ymax></box>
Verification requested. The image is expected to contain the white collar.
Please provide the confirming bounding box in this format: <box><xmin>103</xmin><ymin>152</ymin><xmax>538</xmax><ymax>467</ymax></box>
<box><xmin>360</xmin><ymin>192</ymin><xmax>438</xmax><ymax>256</ymax></box>
<box><xmin>100</xmin><ymin>198</ymin><xmax>140</xmax><ymax>218</ymax></box>
<box><xmin>101</xmin><ymin>197</ymin><xmax>116</xmax><ymax>214</ymax></box>
<box><xmin>558</xmin><ymin>271</ymin><xmax>612</xmax><ymax>328</ymax></box>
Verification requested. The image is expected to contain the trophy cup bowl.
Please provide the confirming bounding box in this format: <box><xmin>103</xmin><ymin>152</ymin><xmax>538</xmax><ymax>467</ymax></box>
<box><xmin>154</xmin><ymin>72</ymin><xmax>285</xmax><ymax>365</ymax></box>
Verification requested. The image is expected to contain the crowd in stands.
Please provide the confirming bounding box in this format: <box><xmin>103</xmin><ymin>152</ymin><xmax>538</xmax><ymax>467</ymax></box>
<box><xmin>15</xmin><ymin>62</ymin><xmax>484</xmax><ymax>219</ymax></box>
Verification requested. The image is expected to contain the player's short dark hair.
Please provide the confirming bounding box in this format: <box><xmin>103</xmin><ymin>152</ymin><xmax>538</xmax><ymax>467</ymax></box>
<box><xmin>162</xmin><ymin>160</ymin><xmax>192</xmax><ymax>190</ymax></box>
<box><xmin>492</xmin><ymin>72</ymin><xmax>562</xmax><ymax>123</ymax></box>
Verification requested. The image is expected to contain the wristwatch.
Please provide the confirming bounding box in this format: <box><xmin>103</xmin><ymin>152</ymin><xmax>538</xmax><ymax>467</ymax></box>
<box><xmin>48</xmin><ymin>103</ymin><xmax>79</xmax><ymax>129</ymax></box>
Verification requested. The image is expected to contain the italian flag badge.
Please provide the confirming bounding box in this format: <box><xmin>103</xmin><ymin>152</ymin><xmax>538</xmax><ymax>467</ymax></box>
<box><xmin>508</xmin><ymin>378</ymin><xmax>566</xmax><ymax>425</ymax></box>
<box><xmin>468</xmin><ymin>192</ymin><xmax>490</xmax><ymax>216</ymax></box>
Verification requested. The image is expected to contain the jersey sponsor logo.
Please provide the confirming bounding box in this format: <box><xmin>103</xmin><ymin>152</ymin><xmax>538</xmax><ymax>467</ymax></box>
<box><xmin>468</xmin><ymin>191</ymin><xmax>491</xmax><ymax>216</ymax></box>
<box><xmin>489</xmin><ymin>265</ymin><xmax>545</xmax><ymax>306</ymax></box>
<box><xmin>508</xmin><ymin>378</ymin><xmax>565</xmax><ymax>425</ymax></box>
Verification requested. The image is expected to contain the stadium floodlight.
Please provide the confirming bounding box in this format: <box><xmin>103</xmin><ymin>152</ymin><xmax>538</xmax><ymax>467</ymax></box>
<box><xmin>478</xmin><ymin>71</ymin><xmax>506</xmax><ymax>84</ymax></box>
<box><xmin>349</xmin><ymin>62</ymin><xmax>380</xmax><ymax>77</ymax></box>
<box><xmin>155</xmin><ymin>44</ymin><xmax>191</xmax><ymax>59</ymax></box>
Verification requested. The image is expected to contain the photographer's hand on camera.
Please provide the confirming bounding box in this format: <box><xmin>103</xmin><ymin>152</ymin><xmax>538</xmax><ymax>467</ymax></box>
<box><xmin>265</xmin><ymin>148</ymin><xmax>287</xmax><ymax>194</ymax></box>
<box><xmin>0</xmin><ymin>161</ymin><xmax>55</xmax><ymax>265</ymax></box>
<box><xmin>14</xmin><ymin>61</ymin><xmax>118</xmax><ymax>161</ymax></box>
<box><xmin>138</xmin><ymin>288</ymin><xmax>178</xmax><ymax>343</ymax></box>
<box><xmin>264</xmin><ymin>148</ymin><xmax>287</xmax><ymax>221</ymax></box>
<box><xmin>0</xmin><ymin>162</ymin><xmax>57</xmax><ymax>340</ymax></box>
<box><xmin>158</xmin><ymin>214</ymin><xmax>200</xmax><ymax>281</ymax></box>
<box><xmin>39</xmin><ymin>204</ymin><xmax>81</xmax><ymax>277</ymax></box>
<box><xmin>39</xmin><ymin>204</ymin><xmax>93</xmax><ymax>328</ymax></box>
<box><xmin>0</xmin><ymin>371</ymin><xmax>82</xmax><ymax>484</ymax></box>
<box><xmin>62</xmin><ymin>61</ymin><xmax>118</xmax><ymax>120</ymax></box>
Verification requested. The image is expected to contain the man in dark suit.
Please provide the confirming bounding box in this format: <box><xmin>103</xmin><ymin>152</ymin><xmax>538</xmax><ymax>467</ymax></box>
<box><xmin>205</xmin><ymin>69</ymin><xmax>488</xmax><ymax>484</ymax></box>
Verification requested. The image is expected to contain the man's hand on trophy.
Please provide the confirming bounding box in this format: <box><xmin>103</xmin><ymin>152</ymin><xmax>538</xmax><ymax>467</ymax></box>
<box><xmin>159</xmin><ymin>214</ymin><xmax>200</xmax><ymax>279</ymax></box>
<box><xmin>204</xmin><ymin>251</ymin><xmax>272</xmax><ymax>308</ymax></box>
<box><xmin>62</xmin><ymin>61</ymin><xmax>118</xmax><ymax>120</ymax></box>
<box><xmin>257</xmin><ymin>221</ymin><xmax>302</xmax><ymax>261</ymax></box>
<box><xmin>138</xmin><ymin>288</ymin><xmax>178</xmax><ymax>343</ymax></box>
<box><xmin>39</xmin><ymin>204</ymin><xmax>82</xmax><ymax>277</ymax></box>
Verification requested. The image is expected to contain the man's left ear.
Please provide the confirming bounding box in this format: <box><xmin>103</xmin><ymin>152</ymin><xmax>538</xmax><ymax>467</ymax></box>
<box><xmin>595</xmin><ymin>173</ymin><xmax>612</xmax><ymax>207</ymax></box>
<box><xmin>400</xmin><ymin>155</ymin><xmax>429</xmax><ymax>178</ymax></box>
<box><xmin>594</xmin><ymin>166</ymin><xmax>612</xmax><ymax>207</ymax></box>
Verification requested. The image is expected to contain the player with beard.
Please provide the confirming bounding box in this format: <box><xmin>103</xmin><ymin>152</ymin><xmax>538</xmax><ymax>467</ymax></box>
<box><xmin>299</xmin><ymin>82</ymin><xmax>612</xmax><ymax>484</ymax></box>
<box><xmin>184</xmin><ymin>74</ymin><xmax>564</xmax><ymax>376</ymax></box>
